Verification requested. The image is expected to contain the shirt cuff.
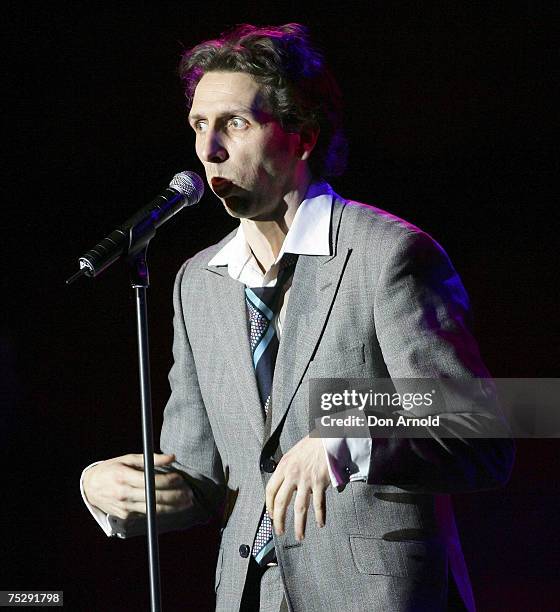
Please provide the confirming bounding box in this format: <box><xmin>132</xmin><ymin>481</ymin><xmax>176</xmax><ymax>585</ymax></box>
<box><xmin>80</xmin><ymin>462</ymin><xmax>119</xmax><ymax>537</ymax></box>
<box><xmin>321</xmin><ymin>437</ymin><xmax>372</xmax><ymax>488</ymax></box>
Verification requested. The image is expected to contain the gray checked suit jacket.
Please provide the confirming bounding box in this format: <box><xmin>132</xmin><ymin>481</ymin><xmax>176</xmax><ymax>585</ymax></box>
<box><xmin>158</xmin><ymin>195</ymin><xmax>514</xmax><ymax>611</ymax></box>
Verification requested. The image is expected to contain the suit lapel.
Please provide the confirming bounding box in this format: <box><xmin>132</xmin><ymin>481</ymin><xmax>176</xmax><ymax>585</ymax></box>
<box><xmin>200</xmin><ymin>196</ymin><xmax>349</xmax><ymax>446</ymax></box>
<box><xmin>271</xmin><ymin>199</ymin><xmax>351</xmax><ymax>435</ymax></box>
<box><xmin>204</xmin><ymin>266</ymin><xmax>266</xmax><ymax>444</ymax></box>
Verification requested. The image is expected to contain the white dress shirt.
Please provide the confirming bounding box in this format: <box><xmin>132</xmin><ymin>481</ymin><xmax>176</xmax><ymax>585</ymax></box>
<box><xmin>81</xmin><ymin>180</ymin><xmax>371</xmax><ymax>536</ymax></box>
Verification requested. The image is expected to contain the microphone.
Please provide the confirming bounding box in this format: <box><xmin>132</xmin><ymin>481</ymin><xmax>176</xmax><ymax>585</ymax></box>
<box><xmin>66</xmin><ymin>171</ymin><xmax>204</xmax><ymax>284</ymax></box>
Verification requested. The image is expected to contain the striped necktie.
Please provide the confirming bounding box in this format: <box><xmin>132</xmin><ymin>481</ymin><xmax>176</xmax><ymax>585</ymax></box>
<box><xmin>245</xmin><ymin>255</ymin><xmax>297</xmax><ymax>566</ymax></box>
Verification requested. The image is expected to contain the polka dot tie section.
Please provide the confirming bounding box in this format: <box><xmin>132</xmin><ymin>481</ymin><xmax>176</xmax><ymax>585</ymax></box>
<box><xmin>246</xmin><ymin>301</ymin><xmax>268</xmax><ymax>353</ymax></box>
<box><xmin>245</xmin><ymin>254</ymin><xmax>297</xmax><ymax>566</ymax></box>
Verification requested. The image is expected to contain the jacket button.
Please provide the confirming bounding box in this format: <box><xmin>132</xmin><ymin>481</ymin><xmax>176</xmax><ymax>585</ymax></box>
<box><xmin>239</xmin><ymin>544</ymin><xmax>251</xmax><ymax>558</ymax></box>
<box><xmin>260</xmin><ymin>457</ymin><xmax>277</xmax><ymax>473</ymax></box>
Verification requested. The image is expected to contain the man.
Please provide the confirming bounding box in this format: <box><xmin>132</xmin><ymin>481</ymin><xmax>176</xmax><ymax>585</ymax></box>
<box><xmin>82</xmin><ymin>24</ymin><xmax>514</xmax><ymax>611</ymax></box>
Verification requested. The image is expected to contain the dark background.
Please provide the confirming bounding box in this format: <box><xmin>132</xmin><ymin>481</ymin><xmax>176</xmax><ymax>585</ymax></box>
<box><xmin>3</xmin><ymin>2</ymin><xmax>558</xmax><ymax>610</ymax></box>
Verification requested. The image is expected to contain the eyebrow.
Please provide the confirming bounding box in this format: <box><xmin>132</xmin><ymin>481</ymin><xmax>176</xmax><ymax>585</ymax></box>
<box><xmin>188</xmin><ymin>107</ymin><xmax>255</xmax><ymax>123</ymax></box>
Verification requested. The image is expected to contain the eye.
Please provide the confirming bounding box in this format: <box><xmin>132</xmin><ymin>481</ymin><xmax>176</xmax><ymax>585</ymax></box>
<box><xmin>228</xmin><ymin>117</ymin><xmax>248</xmax><ymax>129</ymax></box>
<box><xmin>192</xmin><ymin>120</ymin><xmax>208</xmax><ymax>133</ymax></box>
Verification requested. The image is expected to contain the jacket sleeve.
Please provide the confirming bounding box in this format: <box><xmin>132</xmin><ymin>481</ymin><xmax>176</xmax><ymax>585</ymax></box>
<box><xmin>102</xmin><ymin>260</ymin><xmax>226</xmax><ymax>539</ymax></box>
<box><xmin>368</xmin><ymin>228</ymin><xmax>514</xmax><ymax>492</ymax></box>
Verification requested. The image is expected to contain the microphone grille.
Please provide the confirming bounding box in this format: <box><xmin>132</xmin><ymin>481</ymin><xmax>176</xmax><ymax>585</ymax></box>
<box><xmin>169</xmin><ymin>171</ymin><xmax>205</xmax><ymax>205</ymax></box>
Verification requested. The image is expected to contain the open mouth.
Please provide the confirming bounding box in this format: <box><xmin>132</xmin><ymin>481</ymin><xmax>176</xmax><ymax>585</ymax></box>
<box><xmin>211</xmin><ymin>177</ymin><xmax>235</xmax><ymax>197</ymax></box>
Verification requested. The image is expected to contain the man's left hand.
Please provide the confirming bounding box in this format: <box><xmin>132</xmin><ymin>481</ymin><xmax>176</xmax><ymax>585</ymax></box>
<box><xmin>265</xmin><ymin>435</ymin><xmax>330</xmax><ymax>541</ymax></box>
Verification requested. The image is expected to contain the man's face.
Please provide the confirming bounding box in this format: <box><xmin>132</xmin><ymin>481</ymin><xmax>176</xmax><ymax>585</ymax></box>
<box><xmin>188</xmin><ymin>71</ymin><xmax>302</xmax><ymax>220</ymax></box>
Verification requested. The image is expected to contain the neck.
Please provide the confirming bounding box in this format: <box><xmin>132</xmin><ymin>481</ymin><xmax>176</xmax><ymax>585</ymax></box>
<box><xmin>241</xmin><ymin>171</ymin><xmax>312</xmax><ymax>273</ymax></box>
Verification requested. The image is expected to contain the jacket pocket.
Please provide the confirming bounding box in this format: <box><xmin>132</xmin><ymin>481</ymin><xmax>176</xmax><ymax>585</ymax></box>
<box><xmin>309</xmin><ymin>343</ymin><xmax>366</xmax><ymax>376</ymax></box>
<box><xmin>349</xmin><ymin>535</ymin><xmax>446</xmax><ymax>580</ymax></box>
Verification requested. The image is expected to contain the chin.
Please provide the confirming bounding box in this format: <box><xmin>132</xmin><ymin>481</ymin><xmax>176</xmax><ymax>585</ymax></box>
<box><xmin>221</xmin><ymin>195</ymin><xmax>255</xmax><ymax>218</ymax></box>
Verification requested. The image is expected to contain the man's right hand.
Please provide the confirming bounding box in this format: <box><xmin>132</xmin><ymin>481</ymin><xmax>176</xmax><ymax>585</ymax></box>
<box><xmin>82</xmin><ymin>453</ymin><xmax>194</xmax><ymax>519</ymax></box>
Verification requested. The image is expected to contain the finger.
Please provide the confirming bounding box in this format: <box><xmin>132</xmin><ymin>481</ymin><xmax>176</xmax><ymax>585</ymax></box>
<box><xmin>312</xmin><ymin>485</ymin><xmax>326</xmax><ymax>528</ymax></box>
<box><xmin>118</xmin><ymin>453</ymin><xmax>175</xmax><ymax>469</ymax></box>
<box><xmin>114</xmin><ymin>464</ymin><xmax>150</xmax><ymax>489</ymax></box>
<box><xmin>111</xmin><ymin>500</ymin><xmax>187</xmax><ymax>518</ymax></box>
<box><xmin>113</xmin><ymin>479</ymin><xmax>183</xmax><ymax>505</ymax></box>
<box><xmin>115</xmin><ymin>476</ymin><xmax>187</xmax><ymax>503</ymax></box>
<box><xmin>114</xmin><ymin>453</ymin><xmax>144</xmax><ymax>468</ymax></box>
<box><xmin>111</xmin><ymin>486</ymin><xmax>192</xmax><ymax>514</ymax></box>
<box><xmin>112</xmin><ymin>481</ymin><xmax>146</xmax><ymax>504</ymax></box>
<box><xmin>293</xmin><ymin>486</ymin><xmax>311</xmax><ymax>541</ymax></box>
<box><xmin>272</xmin><ymin>481</ymin><xmax>297</xmax><ymax>536</ymax></box>
<box><xmin>154</xmin><ymin>471</ymin><xmax>187</xmax><ymax>490</ymax></box>
<box><xmin>155</xmin><ymin>488</ymin><xmax>192</xmax><ymax>506</ymax></box>
<box><xmin>118</xmin><ymin>466</ymin><xmax>184</xmax><ymax>492</ymax></box>
<box><xmin>265</xmin><ymin>470</ymin><xmax>284</xmax><ymax>518</ymax></box>
<box><xmin>154</xmin><ymin>453</ymin><xmax>175</xmax><ymax>466</ymax></box>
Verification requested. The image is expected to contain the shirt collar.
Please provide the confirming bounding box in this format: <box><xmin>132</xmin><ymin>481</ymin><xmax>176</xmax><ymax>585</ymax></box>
<box><xmin>208</xmin><ymin>180</ymin><xmax>334</xmax><ymax>274</ymax></box>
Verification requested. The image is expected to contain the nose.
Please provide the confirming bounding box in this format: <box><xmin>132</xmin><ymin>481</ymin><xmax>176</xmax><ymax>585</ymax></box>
<box><xmin>199</xmin><ymin>129</ymin><xmax>228</xmax><ymax>164</ymax></box>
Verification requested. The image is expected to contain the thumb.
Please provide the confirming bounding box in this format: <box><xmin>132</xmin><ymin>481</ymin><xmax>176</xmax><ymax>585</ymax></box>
<box><xmin>118</xmin><ymin>453</ymin><xmax>175</xmax><ymax>468</ymax></box>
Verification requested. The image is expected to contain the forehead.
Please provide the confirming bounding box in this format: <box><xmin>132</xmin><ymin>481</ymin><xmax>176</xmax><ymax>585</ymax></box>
<box><xmin>190</xmin><ymin>71</ymin><xmax>267</xmax><ymax>118</ymax></box>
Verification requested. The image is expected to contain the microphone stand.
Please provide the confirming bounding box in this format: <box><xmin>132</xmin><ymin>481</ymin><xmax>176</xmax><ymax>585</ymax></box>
<box><xmin>67</xmin><ymin>171</ymin><xmax>205</xmax><ymax>612</ymax></box>
<box><xmin>129</xmin><ymin>246</ymin><xmax>162</xmax><ymax>612</ymax></box>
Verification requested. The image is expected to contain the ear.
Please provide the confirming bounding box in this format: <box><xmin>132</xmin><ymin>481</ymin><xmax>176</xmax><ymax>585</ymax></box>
<box><xmin>297</xmin><ymin>124</ymin><xmax>320</xmax><ymax>161</ymax></box>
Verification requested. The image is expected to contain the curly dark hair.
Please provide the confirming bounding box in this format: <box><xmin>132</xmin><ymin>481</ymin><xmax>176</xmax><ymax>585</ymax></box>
<box><xmin>178</xmin><ymin>23</ymin><xmax>348</xmax><ymax>178</ymax></box>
